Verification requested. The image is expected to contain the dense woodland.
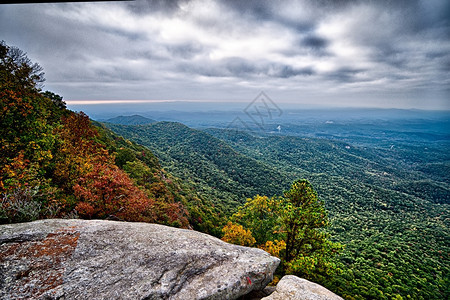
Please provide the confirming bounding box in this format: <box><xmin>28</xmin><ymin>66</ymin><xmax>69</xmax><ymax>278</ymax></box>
<box><xmin>207</xmin><ymin>129</ymin><xmax>449</xmax><ymax>299</ymax></box>
<box><xmin>107</xmin><ymin>121</ymin><xmax>449</xmax><ymax>299</ymax></box>
<box><xmin>1</xmin><ymin>41</ymin><xmax>449</xmax><ymax>299</ymax></box>
<box><xmin>0</xmin><ymin>41</ymin><xmax>222</xmax><ymax>232</ymax></box>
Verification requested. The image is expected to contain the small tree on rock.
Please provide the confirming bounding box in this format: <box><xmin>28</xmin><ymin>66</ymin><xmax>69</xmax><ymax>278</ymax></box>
<box><xmin>226</xmin><ymin>179</ymin><xmax>342</xmax><ymax>283</ymax></box>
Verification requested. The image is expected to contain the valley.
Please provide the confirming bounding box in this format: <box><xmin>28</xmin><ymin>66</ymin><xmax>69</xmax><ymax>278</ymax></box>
<box><xmin>104</xmin><ymin>110</ymin><xmax>449</xmax><ymax>300</ymax></box>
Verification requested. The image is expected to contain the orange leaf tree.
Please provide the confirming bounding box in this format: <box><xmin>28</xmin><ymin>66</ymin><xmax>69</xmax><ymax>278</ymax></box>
<box><xmin>73</xmin><ymin>163</ymin><xmax>155</xmax><ymax>222</ymax></box>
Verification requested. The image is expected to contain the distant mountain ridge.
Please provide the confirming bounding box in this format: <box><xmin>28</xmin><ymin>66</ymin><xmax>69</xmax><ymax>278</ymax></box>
<box><xmin>105</xmin><ymin>115</ymin><xmax>156</xmax><ymax>125</ymax></box>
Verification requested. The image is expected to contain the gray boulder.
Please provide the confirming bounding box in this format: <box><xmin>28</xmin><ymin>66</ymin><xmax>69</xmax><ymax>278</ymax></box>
<box><xmin>261</xmin><ymin>275</ymin><xmax>343</xmax><ymax>300</ymax></box>
<box><xmin>0</xmin><ymin>219</ymin><xmax>280</xmax><ymax>299</ymax></box>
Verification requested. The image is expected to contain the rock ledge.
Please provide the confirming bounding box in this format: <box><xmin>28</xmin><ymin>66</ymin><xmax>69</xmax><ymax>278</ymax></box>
<box><xmin>0</xmin><ymin>219</ymin><xmax>280</xmax><ymax>299</ymax></box>
<box><xmin>261</xmin><ymin>275</ymin><xmax>343</xmax><ymax>300</ymax></box>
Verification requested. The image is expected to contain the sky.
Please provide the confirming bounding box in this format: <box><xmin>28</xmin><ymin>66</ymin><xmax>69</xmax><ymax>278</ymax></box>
<box><xmin>1</xmin><ymin>0</ymin><xmax>449</xmax><ymax>110</ymax></box>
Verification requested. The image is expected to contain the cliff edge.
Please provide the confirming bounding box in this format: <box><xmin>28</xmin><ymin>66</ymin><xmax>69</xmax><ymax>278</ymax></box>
<box><xmin>0</xmin><ymin>219</ymin><xmax>279</xmax><ymax>299</ymax></box>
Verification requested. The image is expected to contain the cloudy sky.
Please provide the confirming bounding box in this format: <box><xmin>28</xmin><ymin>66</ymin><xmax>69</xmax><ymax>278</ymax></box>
<box><xmin>1</xmin><ymin>0</ymin><xmax>449</xmax><ymax>110</ymax></box>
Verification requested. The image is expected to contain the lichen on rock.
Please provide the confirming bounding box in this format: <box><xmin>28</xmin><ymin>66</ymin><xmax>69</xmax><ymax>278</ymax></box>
<box><xmin>0</xmin><ymin>219</ymin><xmax>280</xmax><ymax>299</ymax></box>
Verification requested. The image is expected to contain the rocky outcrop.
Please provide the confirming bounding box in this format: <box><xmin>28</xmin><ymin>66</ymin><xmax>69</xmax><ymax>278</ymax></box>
<box><xmin>0</xmin><ymin>219</ymin><xmax>279</xmax><ymax>299</ymax></box>
<box><xmin>261</xmin><ymin>275</ymin><xmax>343</xmax><ymax>300</ymax></box>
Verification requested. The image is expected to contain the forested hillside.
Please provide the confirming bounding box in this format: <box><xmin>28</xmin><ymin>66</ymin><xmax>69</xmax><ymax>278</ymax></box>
<box><xmin>106</xmin><ymin>120</ymin><xmax>449</xmax><ymax>300</ymax></box>
<box><xmin>104</xmin><ymin>115</ymin><xmax>156</xmax><ymax>125</ymax></box>
<box><xmin>0</xmin><ymin>41</ymin><xmax>223</xmax><ymax>234</ymax></box>
<box><xmin>105</xmin><ymin>121</ymin><xmax>291</xmax><ymax>214</ymax></box>
<box><xmin>206</xmin><ymin>128</ymin><xmax>449</xmax><ymax>299</ymax></box>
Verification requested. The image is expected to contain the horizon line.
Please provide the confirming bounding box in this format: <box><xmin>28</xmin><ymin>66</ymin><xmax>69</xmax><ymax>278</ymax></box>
<box><xmin>64</xmin><ymin>100</ymin><xmax>450</xmax><ymax>112</ymax></box>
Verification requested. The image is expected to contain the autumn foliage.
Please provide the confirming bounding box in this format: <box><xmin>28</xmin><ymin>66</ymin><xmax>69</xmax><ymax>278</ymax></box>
<box><xmin>260</xmin><ymin>240</ymin><xmax>286</xmax><ymax>258</ymax></box>
<box><xmin>72</xmin><ymin>163</ymin><xmax>150</xmax><ymax>221</ymax></box>
<box><xmin>0</xmin><ymin>41</ymin><xmax>189</xmax><ymax>227</ymax></box>
<box><xmin>223</xmin><ymin>180</ymin><xmax>342</xmax><ymax>283</ymax></box>
<box><xmin>221</xmin><ymin>221</ymin><xmax>256</xmax><ymax>246</ymax></box>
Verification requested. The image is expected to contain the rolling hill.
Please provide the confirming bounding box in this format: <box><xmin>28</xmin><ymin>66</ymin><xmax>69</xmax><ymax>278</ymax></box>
<box><xmin>105</xmin><ymin>119</ymin><xmax>449</xmax><ymax>300</ymax></box>
<box><xmin>105</xmin><ymin>114</ymin><xmax>156</xmax><ymax>125</ymax></box>
<box><xmin>105</xmin><ymin>121</ymin><xmax>291</xmax><ymax>213</ymax></box>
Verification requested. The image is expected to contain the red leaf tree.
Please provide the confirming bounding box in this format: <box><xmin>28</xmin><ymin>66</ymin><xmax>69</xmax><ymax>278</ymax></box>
<box><xmin>73</xmin><ymin>163</ymin><xmax>156</xmax><ymax>222</ymax></box>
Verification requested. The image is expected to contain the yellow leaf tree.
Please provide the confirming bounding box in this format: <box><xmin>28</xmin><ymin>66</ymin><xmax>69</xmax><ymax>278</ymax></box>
<box><xmin>221</xmin><ymin>221</ymin><xmax>256</xmax><ymax>247</ymax></box>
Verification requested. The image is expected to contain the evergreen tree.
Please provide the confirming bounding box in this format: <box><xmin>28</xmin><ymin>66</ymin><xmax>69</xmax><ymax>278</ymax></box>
<box><xmin>281</xmin><ymin>179</ymin><xmax>342</xmax><ymax>281</ymax></box>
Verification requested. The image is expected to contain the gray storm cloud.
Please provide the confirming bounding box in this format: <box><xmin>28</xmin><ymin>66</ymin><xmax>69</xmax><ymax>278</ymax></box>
<box><xmin>0</xmin><ymin>0</ymin><xmax>448</xmax><ymax>109</ymax></box>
